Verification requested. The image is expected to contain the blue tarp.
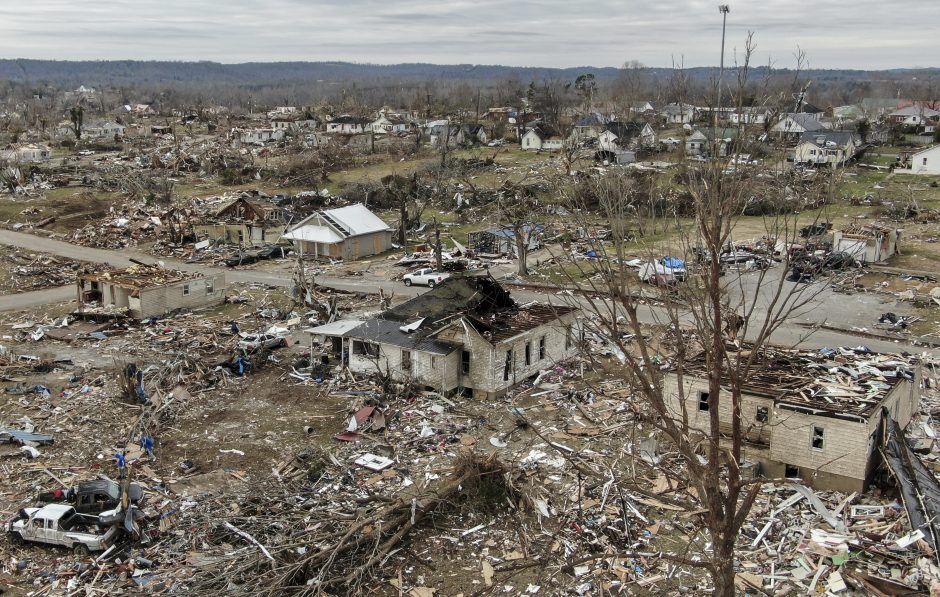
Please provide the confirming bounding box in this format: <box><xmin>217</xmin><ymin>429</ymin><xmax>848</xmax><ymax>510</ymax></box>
<box><xmin>661</xmin><ymin>256</ymin><xmax>685</xmax><ymax>269</ymax></box>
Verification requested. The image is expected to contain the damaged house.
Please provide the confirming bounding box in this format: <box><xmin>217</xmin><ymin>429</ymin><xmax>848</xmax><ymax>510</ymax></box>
<box><xmin>193</xmin><ymin>195</ymin><xmax>289</xmax><ymax>246</ymax></box>
<box><xmin>282</xmin><ymin>203</ymin><xmax>393</xmax><ymax>260</ymax></box>
<box><xmin>666</xmin><ymin>346</ymin><xmax>921</xmax><ymax>492</ymax></box>
<box><xmin>832</xmin><ymin>222</ymin><xmax>900</xmax><ymax>263</ymax></box>
<box><xmin>77</xmin><ymin>265</ymin><xmax>226</xmax><ymax>318</ymax></box>
<box><xmin>308</xmin><ymin>276</ymin><xmax>580</xmax><ymax>398</ymax></box>
<box><xmin>468</xmin><ymin>225</ymin><xmax>544</xmax><ymax>256</ymax></box>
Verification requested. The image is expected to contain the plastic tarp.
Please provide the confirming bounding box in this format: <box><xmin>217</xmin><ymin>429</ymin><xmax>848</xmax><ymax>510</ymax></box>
<box><xmin>881</xmin><ymin>416</ymin><xmax>940</xmax><ymax>551</ymax></box>
<box><xmin>661</xmin><ymin>256</ymin><xmax>685</xmax><ymax>269</ymax></box>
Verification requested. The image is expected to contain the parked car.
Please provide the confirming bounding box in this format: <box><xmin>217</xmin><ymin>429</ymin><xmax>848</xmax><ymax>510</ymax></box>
<box><xmin>7</xmin><ymin>504</ymin><xmax>116</xmax><ymax>555</ymax></box>
<box><xmin>403</xmin><ymin>268</ymin><xmax>450</xmax><ymax>288</ymax></box>
<box><xmin>487</xmin><ymin>139</ymin><xmax>508</xmax><ymax>147</ymax></box>
<box><xmin>238</xmin><ymin>332</ymin><xmax>287</xmax><ymax>353</ymax></box>
<box><xmin>256</xmin><ymin>245</ymin><xmax>292</xmax><ymax>260</ymax></box>
<box><xmin>224</xmin><ymin>251</ymin><xmax>261</xmax><ymax>267</ymax></box>
<box><xmin>37</xmin><ymin>479</ymin><xmax>144</xmax><ymax>515</ymax></box>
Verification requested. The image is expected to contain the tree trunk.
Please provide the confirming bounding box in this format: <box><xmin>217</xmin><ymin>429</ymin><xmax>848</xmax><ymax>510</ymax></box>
<box><xmin>515</xmin><ymin>233</ymin><xmax>528</xmax><ymax>277</ymax></box>
<box><xmin>434</xmin><ymin>224</ymin><xmax>443</xmax><ymax>271</ymax></box>
<box><xmin>711</xmin><ymin>541</ymin><xmax>736</xmax><ymax>597</ymax></box>
<box><xmin>398</xmin><ymin>201</ymin><xmax>407</xmax><ymax>245</ymax></box>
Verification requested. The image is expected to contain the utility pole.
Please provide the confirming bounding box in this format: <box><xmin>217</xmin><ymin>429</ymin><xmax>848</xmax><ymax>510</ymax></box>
<box><xmin>716</xmin><ymin>5</ymin><xmax>730</xmax><ymax>136</ymax></box>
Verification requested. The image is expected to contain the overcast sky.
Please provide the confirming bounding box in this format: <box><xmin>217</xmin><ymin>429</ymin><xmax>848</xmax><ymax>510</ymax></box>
<box><xmin>1</xmin><ymin>0</ymin><xmax>935</xmax><ymax>70</ymax></box>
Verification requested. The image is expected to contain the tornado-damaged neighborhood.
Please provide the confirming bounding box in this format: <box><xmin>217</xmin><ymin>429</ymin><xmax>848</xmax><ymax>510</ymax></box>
<box><xmin>2</xmin><ymin>4</ymin><xmax>940</xmax><ymax>596</ymax></box>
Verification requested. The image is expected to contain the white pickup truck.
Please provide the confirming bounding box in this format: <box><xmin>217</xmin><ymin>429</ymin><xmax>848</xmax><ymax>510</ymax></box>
<box><xmin>8</xmin><ymin>504</ymin><xmax>115</xmax><ymax>555</ymax></box>
<box><xmin>402</xmin><ymin>268</ymin><xmax>450</xmax><ymax>288</ymax></box>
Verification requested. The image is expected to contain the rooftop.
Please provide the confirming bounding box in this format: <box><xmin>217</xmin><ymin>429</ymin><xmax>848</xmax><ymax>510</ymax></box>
<box><xmin>79</xmin><ymin>264</ymin><xmax>202</xmax><ymax>289</ymax></box>
<box><xmin>682</xmin><ymin>346</ymin><xmax>917</xmax><ymax>420</ymax></box>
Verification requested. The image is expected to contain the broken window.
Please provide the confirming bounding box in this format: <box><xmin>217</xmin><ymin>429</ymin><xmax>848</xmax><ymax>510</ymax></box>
<box><xmin>811</xmin><ymin>426</ymin><xmax>825</xmax><ymax>450</ymax></box>
<box><xmin>565</xmin><ymin>325</ymin><xmax>573</xmax><ymax>350</ymax></box>
<box><xmin>206</xmin><ymin>281</ymin><xmax>214</xmax><ymax>294</ymax></box>
<box><xmin>698</xmin><ymin>391</ymin><xmax>710</xmax><ymax>412</ymax></box>
<box><xmin>431</xmin><ymin>356</ymin><xmax>437</xmax><ymax>368</ymax></box>
<box><xmin>785</xmin><ymin>464</ymin><xmax>800</xmax><ymax>479</ymax></box>
<box><xmin>756</xmin><ymin>406</ymin><xmax>769</xmax><ymax>422</ymax></box>
<box><xmin>503</xmin><ymin>349</ymin><xmax>513</xmax><ymax>381</ymax></box>
<box><xmin>352</xmin><ymin>341</ymin><xmax>378</xmax><ymax>357</ymax></box>
<box><xmin>182</xmin><ymin>284</ymin><xmax>190</xmax><ymax>296</ymax></box>
<box><xmin>525</xmin><ymin>343</ymin><xmax>532</xmax><ymax>366</ymax></box>
<box><xmin>461</xmin><ymin>350</ymin><xmax>471</xmax><ymax>374</ymax></box>
<box><xmin>401</xmin><ymin>350</ymin><xmax>412</xmax><ymax>372</ymax></box>
<box><xmin>539</xmin><ymin>335</ymin><xmax>546</xmax><ymax>360</ymax></box>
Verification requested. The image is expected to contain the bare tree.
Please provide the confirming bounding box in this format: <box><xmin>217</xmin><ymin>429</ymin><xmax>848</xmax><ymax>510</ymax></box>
<box><xmin>546</xmin><ymin>37</ymin><xmax>834</xmax><ymax>595</ymax></box>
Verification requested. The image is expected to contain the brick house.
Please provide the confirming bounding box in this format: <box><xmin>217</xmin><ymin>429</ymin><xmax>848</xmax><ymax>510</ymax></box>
<box><xmin>307</xmin><ymin>276</ymin><xmax>580</xmax><ymax>398</ymax></box>
<box><xmin>665</xmin><ymin>346</ymin><xmax>921</xmax><ymax>492</ymax></box>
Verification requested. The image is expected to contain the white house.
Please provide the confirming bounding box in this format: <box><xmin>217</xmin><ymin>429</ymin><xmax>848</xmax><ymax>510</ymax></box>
<box><xmin>770</xmin><ymin>113</ymin><xmax>828</xmax><ymax>138</ymax></box>
<box><xmin>369</xmin><ymin>112</ymin><xmax>413</xmax><ymax>135</ymax></box>
<box><xmin>895</xmin><ymin>144</ymin><xmax>940</xmax><ymax>175</ymax></box>
<box><xmin>598</xmin><ymin>121</ymin><xmax>657</xmax><ymax>150</ymax></box>
<box><xmin>793</xmin><ymin>132</ymin><xmax>860</xmax><ymax>168</ymax></box>
<box><xmin>521</xmin><ymin>126</ymin><xmax>564</xmax><ymax>151</ymax></box>
<box><xmin>271</xmin><ymin>115</ymin><xmax>319</xmax><ymax>131</ymax></box>
<box><xmin>832</xmin><ymin>223</ymin><xmax>900</xmax><ymax>263</ymax></box>
<box><xmin>659</xmin><ymin>103</ymin><xmax>696</xmax><ymax>124</ymax></box>
<box><xmin>282</xmin><ymin>203</ymin><xmax>393</xmax><ymax>261</ymax></box>
<box><xmin>84</xmin><ymin>121</ymin><xmax>127</xmax><ymax>140</ymax></box>
<box><xmin>889</xmin><ymin>106</ymin><xmax>940</xmax><ymax>126</ymax></box>
<box><xmin>0</xmin><ymin>143</ymin><xmax>51</xmax><ymax>163</ymax></box>
<box><xmin>730</xmin><ymin>107</ymin><xmax>772</xmax><ymax>125</ymax></box>
<box><xmin>239</xmin><ymin>128</ymin><xmax>286</xmax><ymax>145</ymax></box>
<box><xmin>326</xmin><ymin>115</ymin><xmax>369</xmax><ymax>134</ymax></box>
<box><xmin>307</xmin><ymin>276</ymin><xmax>581</xmax><ymax>399</ymax></box>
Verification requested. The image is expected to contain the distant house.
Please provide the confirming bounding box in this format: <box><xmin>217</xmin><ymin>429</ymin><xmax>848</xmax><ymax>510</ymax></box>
<box><xmin>77</xmin><ymin>265</ymin><xmax>226</xmax><ymax>318</ymax></box>
<box><xmin>84</xmin><ymin>121</ymin><xmax>126</xmax><ymax>140</ymax></box>
<box><xmin>468</xmin><ymin>225</ymin><xmax>543</xmax><ymax>256</ymax></box>
<box><xmin>896</xmin><ymin>144</ymin><xmax>940</xmax><ymax>175</ymax></box>
<box><xmin>730</xmin><ymin>107</ymin><xmax>772</xmax><ymax>125</ymax></box>
<box><xmin>521</xmin><ymin>125</ymin><xmax>564</xmax><ymax>151</ymax></box>
<box><xmin>594</xmin><ymin>148</ymin><xmax>637</xmax><ymax>165</ymax></box>
<box><xmin>369</xmin><ymin>111</ymin><xmax>414</xmax><ymax>135</ymax></box>
<box><xmin>193</xmin><ymin>195</ymin><xmax>289</xmax><ymax>246</ymax></box>
<box><xmin>282</xmin><ymin>203</ymin><xmax>393</xmax><ymax>260</ymax></box>
<box><xmin>793</xmin><ymin>132</ymin><xmax>860</xmax><ymax>168</ymax></box>
<box><xmin>571</xmin><ymin>112</ymin><xmax>609</xmax><ymax>141</ymax></box>
<box><xmin>483</xmin><ymin>107</ymin><xmax>517</xmax><ymax>121</ymax></box>
<box><xmin>598</xmin><ymin>121</ymin><xmax>657</xmax><ymax>150</ymax></box>
<box><xmin>794</xmin><ymin>101</ymin><xmax>825</xmax><ymax>119</ymax></box>
<box><xmin>0</xmin><ymin>143</ymin><xmax>51</xmax><ymax>163</ymax></box>
<box><xmin>455</xmin><ymin>123</ymin><xmax>488</xmax><ymax>146</ymax></box>
<box><xmin>889</xmin><ymin>106</ymin><xmax>940</xmax><ymax>127</ymax></box>
<box><xmin>268</xmin><ymin>106</ymin><xmax>298</xmax><ymax>118</ymax></box>
<box><xmin>832</xmin><ymin>222</ymin><xmax>900</xmax><ymax>263</ymax></box>
<box><xmin>659</xmin><ymin>103</ymin><xmax>696</xmax><ymax>124</ymax></box>
<box><xmin>239</xmin><ymin>128</ymin><xmax>286</xmax><ymax>145</ymax></box>
<box><xmin>629</xmin><ymin>101</ymin><xmax>655</xmax><ymax>116</ymax></box>
<box><xmin>685</xmin><ymin>127</ymin><xmax>738</xmax><ymax>157</ymax></box>
<box><xmin>326</xmin><ymin>115</ymin><xmax>369</xmax><ymax>134</ymax></box>
<box><xmin>271</xmin><ymin>113</ymin><xmax>319</xmax><ymax>131</ymax></box>
<box><xmin>770</xmin><ymin>113</ymin><xmax>828</xmax><ymax>139</ymax></box>
<box><xmin>307</xmin><ymin>276</ymin><xmax>581</xmax><ymax>398</ymax></box>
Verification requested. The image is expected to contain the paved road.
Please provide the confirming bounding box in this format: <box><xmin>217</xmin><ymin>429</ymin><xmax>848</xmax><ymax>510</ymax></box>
<box><xmin>1</xmin><ymin>228</ymin><xmax>937</xmax><ymax>357</ymax></box>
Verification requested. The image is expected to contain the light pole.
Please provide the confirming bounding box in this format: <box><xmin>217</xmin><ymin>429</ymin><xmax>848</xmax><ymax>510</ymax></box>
<box><xmin>716</xmin><ymin>5</ymin><xmax>730</xmax><ymax>132</ymax></box>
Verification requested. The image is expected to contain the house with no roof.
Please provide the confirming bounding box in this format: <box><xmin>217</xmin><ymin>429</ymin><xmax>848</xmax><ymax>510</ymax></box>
<box><xmin>793</xmin><ymin>131</ymin><xmax>860</xmax><ymax>168</ymax></box>
<box><xmin>666</xmin><ymin>346</ymin><xmax>920</xmax><ymax>492</ymax></box>
<box><xmin>77</xmin><ymin>265</ymin><xmax>226</xmax><ymax>318</ymax></box>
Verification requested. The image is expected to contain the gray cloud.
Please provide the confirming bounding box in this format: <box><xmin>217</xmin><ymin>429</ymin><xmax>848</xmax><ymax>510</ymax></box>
<box><xmin>0</xmin><ymin>0</ymin><xmax>933</xmax><ymax>69</ymax></box>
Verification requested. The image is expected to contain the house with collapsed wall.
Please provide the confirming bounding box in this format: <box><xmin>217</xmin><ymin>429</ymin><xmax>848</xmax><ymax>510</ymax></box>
<box><xmin>282</xmin><ymin>203</ymin><xmax>393</xmax><ymax>260</ymax></box>
<box><xmin>307</xmin><ymin>276</ymin><xmax>580</xmax><ymax>398</ymax></box>
<box><xmin>77</xmin><ymin>264</ymin><xmax>226</xmax><ymax>318</ymax></box>
<box><xmin>665</xmin><ymin>346</ymin><xmax>921</xmax><ymax>492</ymax></box>
<box><xmin>468</xmin><ymin>225</ymin><xmax>543</xmax><ymax>256</ymax></box>
<box><xmin>832</xmin><ymin>222</ymin><xmax>900</xmax><ymax>263</ymax></box>
<box><xmin>193</xmin><ymin>195</ymin><xmax>289</xmax><ymax>246</ymax></box>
